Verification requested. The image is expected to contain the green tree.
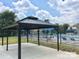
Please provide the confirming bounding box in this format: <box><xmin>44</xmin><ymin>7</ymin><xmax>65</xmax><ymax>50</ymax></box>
<box><xmin>0</xmin><ymin>10</ymin><xmax>16</xmax><ymax>36</ymax></box>
<box><xmin>58</xmin><ymin>24</ymin><xmax>69</xmax><ymax>44</ymax></box>
<box><xmin>0</xmin><ymin>10</ymin><xmax>16</xmax><ymax>27</ymax></box>
<box><xmin>63</xmin><ymin>24</ymin><xmax>69</xmax><ymax>33</ymax></box>
<box><xmin>59</xmin><ymin>25</ymin><xmax>64</xmax><ymax>33</ymax></box>
<box><xmin>58</xmin><ymin>24</ymin><xmax>69</xmax><ymax>34</ymax></box>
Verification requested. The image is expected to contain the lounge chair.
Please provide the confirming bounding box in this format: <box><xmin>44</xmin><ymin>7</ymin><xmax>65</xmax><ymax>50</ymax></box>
<box><xmin>71</xmin><ymin>38</ymin><xmax>75</xmax><ymax>41</ymax></box>
<box><xmin>62</xmin><ymin>37</ymin><xmax>67</xmax><ymax>40</ymax></box>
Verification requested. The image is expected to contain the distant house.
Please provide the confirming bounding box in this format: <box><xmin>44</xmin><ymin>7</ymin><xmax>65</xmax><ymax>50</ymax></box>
<box><xmin>73</xmin><ymin>23</ymin><xmax>79</xmax><ymax>34</ymax></box>
<box><xmin>66</xmin><ymin>27</ymin><xmax>78</xmax><ymax>34</ymax></box>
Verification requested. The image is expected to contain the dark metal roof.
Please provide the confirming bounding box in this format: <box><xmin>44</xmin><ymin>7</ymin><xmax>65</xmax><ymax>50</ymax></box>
<box><xmin>2</xmin><ymin>16</ymin><xmax>57</xmax><ymax>30</ymax></box>
<box><xmin>20</xmin><ymin>19</ymin><xmax>51</xmax><ymax>25</ymax></box>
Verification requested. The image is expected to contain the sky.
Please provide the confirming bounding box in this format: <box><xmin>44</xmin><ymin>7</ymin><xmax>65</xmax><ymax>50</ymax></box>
<box><xmin>0</xmin><ymin>0</ymin><xmax>79</xmax><ymax>25</ymax></box>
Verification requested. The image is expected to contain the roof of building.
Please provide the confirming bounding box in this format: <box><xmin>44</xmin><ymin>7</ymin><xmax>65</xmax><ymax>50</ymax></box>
<box><xmin>2</xmin><ymin>16</ymin><xmax>57</xmax><ymax>30</ymax></box>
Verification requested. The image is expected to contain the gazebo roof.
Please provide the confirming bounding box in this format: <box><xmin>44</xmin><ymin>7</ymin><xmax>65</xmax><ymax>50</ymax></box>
<box><xmin>2</xmin><ymin>16</ymin><xmax>57</xmax><ymax>30</ymax></box>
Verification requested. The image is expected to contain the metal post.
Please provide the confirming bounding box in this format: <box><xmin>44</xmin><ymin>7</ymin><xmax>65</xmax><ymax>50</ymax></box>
<box><xmin>27</xmin><ymin>30</ymin><xmax>29</xmax><ymax>43</ymax></box>
<box><xmin>18</xmin><ymin>24</ymin><xmax>21</xmax><ymax>59</ymax></box>
<box><xmin>6</xmin><ymin>30</ymin><xmax>8</xmax><ymax>51</ymax></box>
<box><xmin>60</xmin><ymin>33</ymin><xmax>62</xmax><ymax>44</ymax></box>
<box><xmin>37</xmin><ymin>29</ymin><xmax>40</xmax><ymax>45</ymax></box>
<box><xmin>2</xmin><ymin>30</ymin><xmax>4</xmax><ymax>46</ymax></box>
<box><xmin>56</xmin><ymin>26</ymin><xmax>60</xmax><ymax>51</ymax></box>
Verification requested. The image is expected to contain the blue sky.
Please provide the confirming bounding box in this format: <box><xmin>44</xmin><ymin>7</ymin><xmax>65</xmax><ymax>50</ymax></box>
<box><xmin>0</xmin><ymin>0</ymin><xmax>60</xmax><ymax>16</ymax></box>
<box><xmin>30</xmin><ymin>0</ymin><xmax>60</xmax><ymax>16</ymax></box>
<box><xmin>0</xmin><ymin>0</ymin><xmax>79</xmax><ymax>25</ymax></box>
<box><xmin>0</xmin><ymin>0</ymin><xmax>13</xmax><ymax>7</ymax></box>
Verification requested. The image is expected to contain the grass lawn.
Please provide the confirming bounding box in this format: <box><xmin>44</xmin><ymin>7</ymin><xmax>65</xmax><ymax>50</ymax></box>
<box><xmin>0</xmin><ymin>36</ymin><xmax>27</xmax><ymax>45</ymax></box>
<box><xmin>0</xmin><ymin>36</ymin><xmax>79</xmax><ymax>54</ymax></box>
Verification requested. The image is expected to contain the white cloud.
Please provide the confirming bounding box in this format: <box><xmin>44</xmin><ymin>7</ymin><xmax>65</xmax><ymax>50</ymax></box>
<box><xmin>48</xmin><ymin>0</ymin><xmax>79</xmax><ymax>25</ymax></box>
<box><xmin>0</xmin><ymin>2</ymin><xmax>13</xmax><ymax>13</ymax></box>
<box><xmin>36</xmin><ymin>10</ymin><xmax>53</xmax><ymax>20</ymax></box>
<box><xmin>57</xmin><ymin>0</ymin><xmax>79</xmax><ymax>13</ymax></box>
<box><xmin>15</xmin><ymin>12</ymin><xmax>26</xmax><ymax>20</ymax></box>
<box><xmin>35</xmin><ymin>9</ymin><xmax>76</xmax><ymax>25</ymax></box>
<box><xmin>12</xmin><ymin>0</ymin><xmax>39</xmax><ymax>19</ymax></box>
<box><xmin>47</xmin><ymin>0</ymin><xmax>58</xmax><ymax>7</ymax></box>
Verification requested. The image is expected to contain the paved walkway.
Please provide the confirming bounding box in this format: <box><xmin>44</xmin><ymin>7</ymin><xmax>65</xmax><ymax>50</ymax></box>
<box><xmin>0</xmin><ymin>43</ymin><xmax>79</xmax><ymax>59</ymax></box>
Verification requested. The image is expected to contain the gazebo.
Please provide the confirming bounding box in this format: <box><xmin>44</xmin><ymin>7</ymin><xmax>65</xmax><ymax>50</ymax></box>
<box><xmin>1</xmin><ymin>16</ymin><xmax>60</xmax><ymax>59</ymax></box>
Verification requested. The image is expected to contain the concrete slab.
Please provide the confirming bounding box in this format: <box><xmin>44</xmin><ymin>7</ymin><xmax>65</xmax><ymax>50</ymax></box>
<box><xmin>0</xmin><ymin>43</ymin><xmax>79</xmax><ymax>59</ymax></box>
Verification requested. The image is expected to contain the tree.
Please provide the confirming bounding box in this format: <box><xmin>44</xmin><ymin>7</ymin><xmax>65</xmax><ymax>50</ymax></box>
<box><xmin>59</xmin><ymin>25</ymin><xmax>64</xmax><ymax>33</ymax></box>
<box><xmin>58</xmin><ymin>24</ymin><xmax>69</xmax><ymax>34</ymax></box>
<box><xmin>63</xmin><ymin>24</ymin><xmax>69</xmax><ymax>33</ymax></box>
<box><xmin>58</xmin><ymin>24</ymin><xmax>69</xmax><ymax>44</ymax></box>
<box><xmin>0</xmin><ymin>10</ymin><xmax>16</xmax><ymax>36</ymax></box>
<box><xmin>0</xmin><ymin>10</ymin><xmax>16</xmax><ymax>27</ymax></box>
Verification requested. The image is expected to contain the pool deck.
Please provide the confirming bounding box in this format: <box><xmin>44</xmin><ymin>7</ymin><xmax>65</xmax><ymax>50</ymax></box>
<box><xmin>0</xmin><ymin>43</ymin><xmax>79</xmax><ymax>59</ymax></box>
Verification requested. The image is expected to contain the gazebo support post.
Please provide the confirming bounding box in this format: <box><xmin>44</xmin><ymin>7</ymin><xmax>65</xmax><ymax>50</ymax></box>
<box><xmin>60</xmin><ymin>33</ymin><xmax>62</xmax><ymax>44</ymax></box>
<box><xmin>2</xmin><ymin>30</ymin><xmax>4</xmax><ymax>46</ymax></box>
<box><xmin>18</xmin><ymin>24</ymin><xmax>21</xmax><ymax>59</ymax></box>
<box><xmin>57</xmin><ymin>26</ymin><xmax>60</xmax><ymax>51</ymax></box>
<box><xmin>37</xmin><ymin>29</ymin><xmax>40</xmax><ymax>45</ymax></box>
<box><xmin>27</xmin><ymin>29</ymin><xmax>29</xmax><ymax>43</ymax></box>
<box><xmin>6</xmin><ymin>30</ymin><xmax>9</xmax><ymax>51</ymax></box>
